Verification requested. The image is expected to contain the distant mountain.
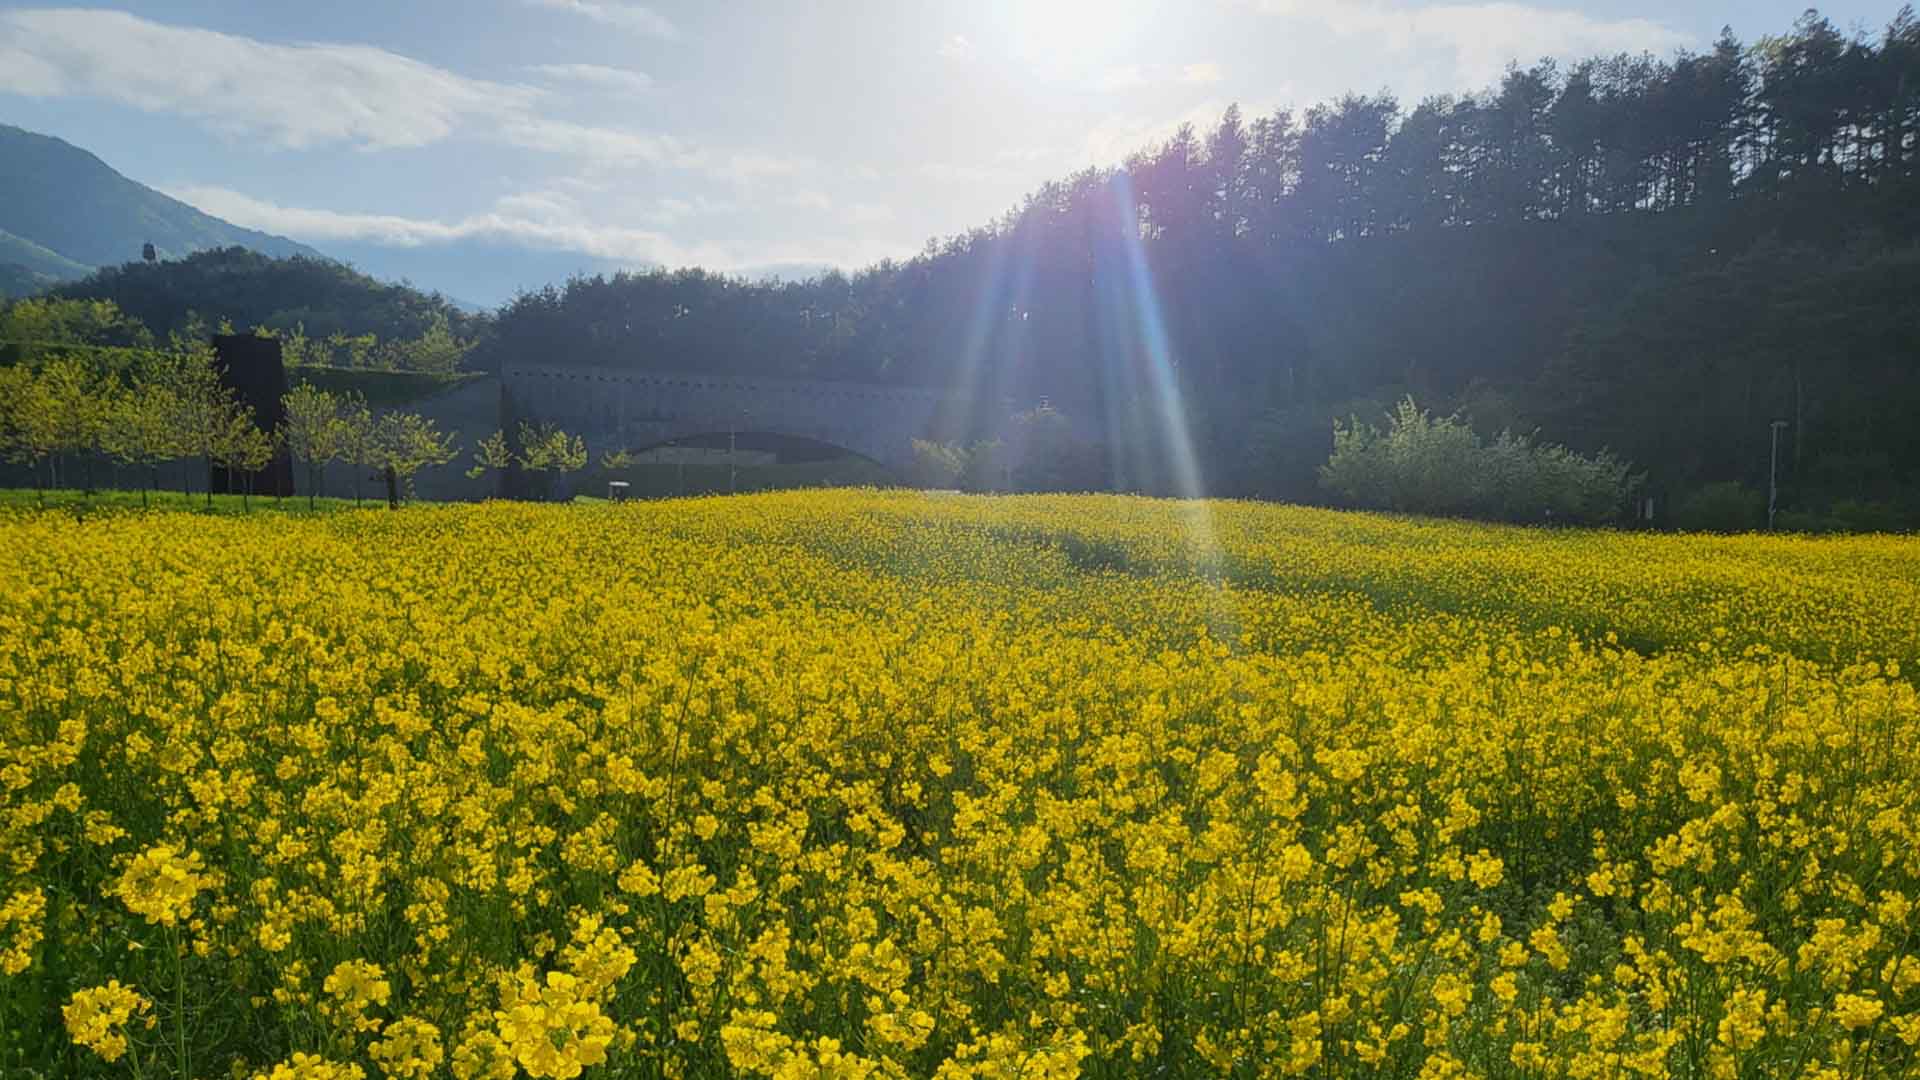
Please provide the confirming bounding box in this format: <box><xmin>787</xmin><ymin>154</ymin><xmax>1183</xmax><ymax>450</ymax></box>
<box><xmin>0</xmin><ymin>123</ymin><xmax>325</xmax><ymax>296</ymax></box>
<box><xmin>0</xmin><ymin>260</ymin><xmax>63</xmax><ymax>299</ymax></box>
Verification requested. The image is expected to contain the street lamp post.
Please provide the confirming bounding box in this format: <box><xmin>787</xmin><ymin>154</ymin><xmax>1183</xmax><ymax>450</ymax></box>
<box><xmin>729</xmin><ymin>409</ymin><xmax>752</xmax><ymax>495</ymax></box>
<box><xmin>1768</xmin><ymin>419</ymin><xmax>1789</xmax><ymax>530</ymax></box>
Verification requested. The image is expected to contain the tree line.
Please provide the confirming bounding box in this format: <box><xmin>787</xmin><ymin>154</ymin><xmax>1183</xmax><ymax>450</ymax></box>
<box><xmin>0</xmin><ymin>338</ymin><xmax>628</xmax><ymax>509</ymax></box>
<box><xmin>31</xmin><ymin>250</ymin><xmax>480</xmax><ymax>374</ymax></box>
<box><xmin>9</xmin><ymin>7</ymin><xmax>1917</xmax><ymax>525</ymax></box>
<box><xmin>476</xmin><ymin>7</ymin><xmax>1920</xmax><ymax>525</ymax></box>
<box><xmin>0</xmin><ymin>344</ymin><xmax>468</xmax><ymax>510</ymax></box>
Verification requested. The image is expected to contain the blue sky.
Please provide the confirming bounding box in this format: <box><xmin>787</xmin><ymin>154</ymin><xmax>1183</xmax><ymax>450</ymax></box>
<box><xmin>1</xmin><ymin>1</ymin><xmax>1907</xmax><ymax>304</ymax></box>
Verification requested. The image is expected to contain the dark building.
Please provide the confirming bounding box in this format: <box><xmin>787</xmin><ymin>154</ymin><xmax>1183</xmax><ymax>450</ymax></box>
<box><xmin>210</xmin><ymin>334</ymin><xmax>294</xmax><ymax>497</ymax></box>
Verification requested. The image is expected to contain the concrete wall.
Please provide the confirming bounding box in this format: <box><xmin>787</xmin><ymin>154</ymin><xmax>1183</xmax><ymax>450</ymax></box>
<box><xmin>502</xmin><ymin>365</ymin><xmax>942</xmax><ymax>470</ymax></box>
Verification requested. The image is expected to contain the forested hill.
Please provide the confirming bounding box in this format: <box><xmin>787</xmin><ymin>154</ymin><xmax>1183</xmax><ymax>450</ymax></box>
<box><xmin>477</xmin><ymin>8</ymin><xmax>1920</xmax><ymax>515</ymax></box>
<box><xmin>0</xmin><ymin>123</ymin><xmax>323</xmax><ymax>294</ymax></box>
<box><xmin>48</xmin><ymin>248</ymin><xmax>484</xmax><ymax>346</ymax></box>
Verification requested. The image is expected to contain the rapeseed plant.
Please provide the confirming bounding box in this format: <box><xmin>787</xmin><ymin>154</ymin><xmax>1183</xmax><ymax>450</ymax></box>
<box><xmin>0</xmin><ymin>492</ymin><xmax>1915</xmax><ymax>1077</ymax></box>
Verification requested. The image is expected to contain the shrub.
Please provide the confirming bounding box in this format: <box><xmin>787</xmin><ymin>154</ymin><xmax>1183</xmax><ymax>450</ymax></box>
<box><xmin>1775</xmin><ymin>497</ymin><xmax>1920</xmax><ymax>535</ymax></box>
<box><xmin>1671</xmin><ymin>481</ymin><xmax>1764</xmax><ymax>532</ymax></box>
<box><xmin>1826</xmin><ymin>497</ymin><xmax>1920</xmax><ymax>534</ymax></box>
<box><xmin>1319</xmin><ymin>397</ymin><xmax>1638</xmax><ymax>525</ymax></box>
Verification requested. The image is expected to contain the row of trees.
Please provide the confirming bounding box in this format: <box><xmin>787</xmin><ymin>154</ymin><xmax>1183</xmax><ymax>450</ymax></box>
<box><xmin>278</xmin><ymin>384</ymin><xmax>460</xmax><ymax>508</ymax></box>
<box><xmin>470</xmin><ymin>7</ymin><xmax>1920</xmax><ymax>526</ymax></box>
<box><xmin>0</xmin><ymin>334</ymin><xmax>717</xmax><ymax>511</ymax></box>
<box><xmin>265</xmin><ymin>315</ymin><xmax>472</xmax><ymax>374</ymax></box>
<box><xmin>1</xmin><ymin>294</ymin><xmax>476</xmax><ymax>377</ymax></box>
<box><xmin>481</xmin><ymin>8</ymin><xmax>1920</xmax><ymax>377</ymax></box>
<box><xmin>0</xmin><ymin>347</ymin><xmax>464</xmax><ymax>510</ymax></box>
<box><xmin>0</xmin><ymin>349</ymin><xmax>272</xmax><ymax>507</ymax></box>
<box><xmin>909</xmin><ymin>404</ymin><xmax>1106</xmax><ymax>493</ymax></box>
<box><xmin>12</xmin><ymin>8</ymin><xmax>1914</xmax><ymax>524</ymax></box>
<box><xmin>464</xmin><ymin>423</ymin><xmax>590</xmax><ymax>500</ymax></box>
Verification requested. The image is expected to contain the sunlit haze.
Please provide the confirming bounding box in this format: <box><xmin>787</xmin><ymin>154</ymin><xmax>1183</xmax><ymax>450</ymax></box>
<box><xmin>0</xmin><ymin>0</ymin><xmax>1902</xmax><ymax>302</ymax></box>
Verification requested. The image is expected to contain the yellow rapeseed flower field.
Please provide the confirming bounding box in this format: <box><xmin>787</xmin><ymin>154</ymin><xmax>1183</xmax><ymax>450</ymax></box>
<box><xmin>2</xmin><ymin>491</ymin><xmax>1918</xmax><ymax>1079</ymax></box>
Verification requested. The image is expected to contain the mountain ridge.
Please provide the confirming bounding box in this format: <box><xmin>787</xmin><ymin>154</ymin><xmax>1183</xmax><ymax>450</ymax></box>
<box><xmin>0</xmin><ymin>123</ymin><xmax>327</xmax><ymax>295</ymax></box>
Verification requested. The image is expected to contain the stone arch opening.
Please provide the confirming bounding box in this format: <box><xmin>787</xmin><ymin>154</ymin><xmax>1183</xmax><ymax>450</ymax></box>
<box><xmin>612</xmin><ymin>430</ymin><xmax>901</xmax><ymax>497</ymax></box>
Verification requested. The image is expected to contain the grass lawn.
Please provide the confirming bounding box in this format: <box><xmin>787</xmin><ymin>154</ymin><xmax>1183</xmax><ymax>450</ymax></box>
<box><xmin>0</xmin><ymin>487</ymin><xmax>372</xmax><ymax>517</ymax></box>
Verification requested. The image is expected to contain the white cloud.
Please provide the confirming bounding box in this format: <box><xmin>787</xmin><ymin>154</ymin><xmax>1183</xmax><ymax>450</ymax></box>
<box><xmin>496</xmin><ymin>116</ymin><xmax>694</xmax><ymax>166</ymax></box>
<box><xmin>1094</xmin><ymin>62</ymin><xmax>1229</xmax><ymax>92</ymax></box>
<box><xmin>716</xmin><ymin>151</ymin><xmax>809</xmax><ymax>184</ymax></box>
<box><xmin>167</xmin><ymin>184</ymin><xmax>725</xmax><ymax>266</ymax></box>
<box><xmin>778</xmin><ymin>191</ymin><xmax>834</xmax><ymax>211</ymax></box>
<box><xmin>525</xmin><ymin>63</ymin><xmax>654</xmax><ymax>95</ymax></box>
<box><xmin>0</xmin><ymin>42</ymin><xmax>64</xmax><ymax>95</ymax></box>
<box><xmin>166</xmin><ymin>184</ymin><xmax>890</xmax><ymax>271</ymax></box>
<box><xmin>0</xmin><ymin>7</ymin><xmax>536</xmax><ymax>150</ymax></box>
<box><xmin>0</xmin><ymin>8</ymin><xmax>811</xmax><ymax>186</ymax></box>
<box><xmin>1255</xmin><ymin>0</ymin><xmax>1686</xmax><ymax>91</ymax></box>
<box><xmin>937</xmin><ymin>34</ymin><xmax>974</xmax><ymax>60</ymax></box>
<box><xmin>522</xmin><ymin>0</ymin><xmax>677</xmax><ymax>40</ymax></box>
<box><xmin>843</xmin><ymin>203</ymin><xmax>894</xmax><ymax>226</ymax></box>
<box><xmin>1093</xmin><ymin>65</ymin><xmax>1149</xmax><ymax>92</ymax></box>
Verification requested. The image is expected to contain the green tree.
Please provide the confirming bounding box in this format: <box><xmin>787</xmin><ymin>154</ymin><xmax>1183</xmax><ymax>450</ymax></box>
<box><xmin>909</xmin><ymin>439</ymin><xmax>968</xmax><ymax>489</ymax></box>
<box><xmin>34</xmin><ymin>356</ymin><xmax>101</xmax><ymax>493</ymax></box>
<box><xmin>155</xmin><ymin>346</ymin><xmax>242</xmax><ymax>507</ymax></box>
<box><xmin>466</xmin><ymin>429</ymin><xmax>514</xmax><ymax>499</ymax></box>
<box><xmin>82</xmin><ymin>373</ymin><xmax>130</xmax><ymax>496</ymax></box>
<box><xmin>280</xmin><ymin>384</ymin><xmax>346</xmax><ymax>509</ymax></box>
<box><xmin>211</xmin><ymin>408</ymin><xmax>275</xmax><ymax>511</ymax></box>
<box><xmin>394</xmin><ymin>313</ymin><xmax>471</xmax><ymax>374</ymax></box>
<box><xmin>0</xmin><ymin>297</ymin><xmax>153</xmax><ymax>362</ymax></box>
<box><xmin>548</xmin><ymin>428</ymin><xmax>588</xmax><ymax>500</ymax></box>
<box><xmin>114</xmin><ymin>381</ymin><xmax>183</xmax><ymax>508</ymax></box>
<box><xmin>371</xmin><ymin>412</ymin><xmax>458</xmax><ymax>508</ymax></box>
<box><xmin>515</xmin><ymin>422</ymin><xmax>587</xmax><ymax>501</ymax></box>
<box><xmin>0</xmin><ymin>364</ymin><xmax>57</xmax><ymax>504</ymax></box>
<box><xmin>337</xmin><ymin>394</ymin><xmax>378</xmax><ymax>505</ymax></box>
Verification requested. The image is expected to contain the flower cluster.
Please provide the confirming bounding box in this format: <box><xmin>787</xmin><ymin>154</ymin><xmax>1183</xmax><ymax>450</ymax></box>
<box><xmin>1</xmin><ymin>492</ymin><xmax>1916</xmax><ymax>1078</ymax></box>
<box><xmin>111</xmin><ymin>844</ymin><xmax>208</xmax><ymax>928</ymax></box>
<box><xmin>61</xmin><ymin>980</ymin><xmax>152</xmax><ymax>1062</ymax></box>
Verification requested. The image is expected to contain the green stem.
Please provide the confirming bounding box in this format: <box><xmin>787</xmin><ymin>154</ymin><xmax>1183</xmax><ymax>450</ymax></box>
<box><xmin>169</xmin><ymin>925</ymin><xmax>187</xmax><ymax>1080</ymax></box>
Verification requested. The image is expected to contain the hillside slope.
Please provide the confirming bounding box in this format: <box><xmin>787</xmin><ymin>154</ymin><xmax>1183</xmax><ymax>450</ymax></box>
<box><xmin>0</xmin><ymin>123</ymin><xmax>324</xmax><ymax>293</ymax></box>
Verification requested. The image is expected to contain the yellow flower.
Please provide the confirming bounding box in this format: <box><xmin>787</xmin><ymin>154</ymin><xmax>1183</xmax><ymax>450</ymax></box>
<box><xmin>63</xmin><ymin>980</ymin><xmax>153</xmax><ymax>1062</ymax></box>
<box><xmin>1432</xmin><ymin>973</ymin><xmax>1473</xmax><ymax>1018</ymax></box>
<box><xmin>1466</xmin><ymin>850</ymin><xmax>1505</xmax><ymax>889</ymax></box>
<box><xmin>496</xmin><ymin>971</ymin><xmax>616</xmax><ymax>1079</ymax></box>
<box><xmin>560</xmin><ymin>913</ymin><xmax>636</xmax><ymax>1000</ymax></box>
<box><xmin>0</xmin><ymin>887</ymin><xmax>46</xmax><ymax>974</ymax></box>
<box><xmin>112</xmin><ymin>844</ymin><xmax>208</xmax><ymax>927</ymax></box>
<box><xmin>9</xmin><ymin>492</ymin><xmax>1920</xmax><ymax>1079</ymax></box>
<box><xmin>450</xmin><ymin>1030</ymin><xmax>518</xmax><ymax>1080</ymax></box>
<box><xmin>369</xmin><ymin>1017</ymin><xmax>444</xmax><ymax>1080</ymax></box>
<box><xmin>1833</xmin><ymin>993</ymin><xmax>1885</xmax><ymax>1031</ymax></box>
<box><xmin>1716</xmin><ymin>988</ymin><xmax>1768</xmax><ymax>1050</ymax></box>
<box><xmin>252</xmin><ymin>1051</ymin><xmax>367</xmax><ymax>1080</ymax></box>
<box><xmin>324</xmin><ymin>959</ymin><xmax>392</xmax><ymax>1010</ymax></box>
